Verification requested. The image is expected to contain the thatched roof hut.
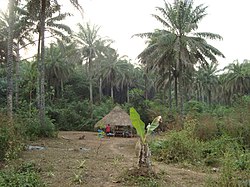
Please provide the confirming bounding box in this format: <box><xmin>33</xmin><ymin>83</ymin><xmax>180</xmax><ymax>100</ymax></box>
<box><xmin>94</xmin><ymin>106</ymin><xmax>133</xmax><ymax>129</ymax></box>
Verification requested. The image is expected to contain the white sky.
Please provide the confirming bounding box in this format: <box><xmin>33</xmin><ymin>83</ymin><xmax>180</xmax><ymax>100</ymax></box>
<box><xmin>62</xmin><ymin>0</ymin><xmax>250</xmax><ymax>69</ymax></box>
<box><xmin>1</xmin><ymin>0</ymin><xmax>250</xmax><ymax>69</ymax></box>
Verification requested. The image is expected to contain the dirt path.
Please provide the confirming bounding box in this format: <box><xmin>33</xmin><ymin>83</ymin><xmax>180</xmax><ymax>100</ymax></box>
<box><xmin>18</xmin><ymin>131</ymin><xmax>216</xmax><ymax>187</ymax></box>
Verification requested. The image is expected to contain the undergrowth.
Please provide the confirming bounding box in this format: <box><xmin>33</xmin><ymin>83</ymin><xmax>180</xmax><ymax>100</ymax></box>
<box><xmin>0</xmin><ymin>162</ymin><xmax>44</xmax><ymax>187</ymax></box>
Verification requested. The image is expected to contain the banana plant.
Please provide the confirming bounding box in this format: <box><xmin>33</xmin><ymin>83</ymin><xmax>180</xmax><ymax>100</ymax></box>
<box><xmin>129</xmin><ymin>107</ymin><xmax>162</xmax><ymax>173</ymax></box>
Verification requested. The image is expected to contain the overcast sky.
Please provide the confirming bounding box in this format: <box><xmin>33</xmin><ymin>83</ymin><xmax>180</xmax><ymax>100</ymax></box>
<box><xmin>1</xmin><ymin>0</ymin><xmax>250</xmax><ymax>69</ymax></box>
<box><xmin>62</xmin><ymin>0</ymin><xmax>250</xmax><ymax>69</ymax></box>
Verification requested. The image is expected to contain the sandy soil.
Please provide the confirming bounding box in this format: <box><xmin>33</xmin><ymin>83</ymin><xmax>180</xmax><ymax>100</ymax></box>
<box><xmin>18</xmin><ymin>131</ymin><xmax>216</xmax><ymax>187</ymax></box>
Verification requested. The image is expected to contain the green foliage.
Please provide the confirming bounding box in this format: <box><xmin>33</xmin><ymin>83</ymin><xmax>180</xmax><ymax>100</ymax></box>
<box><xmin>122</xmin><ymin>169</ymin><xmax>161</xmax><ymax>187</ymax></box>
<box><xmin>48</xmin><ymin>99</ymin><xmax>114</xmax><ymax>131</ymax></box>
<box><xmin>150</xmin><ymin>130</ymin><xmax>202</xmax><ymax>164</ymax></box>
<box><xmin>0</xmin><ymin>162</ymin><xmax>44</xmax><ymax>187</ymax></box>
<box><xmin>151</xmin><ymin>117</ymin><xmax>250</xmax><ymax>174</ymax></box>
<box><xmin>0</xmin><ymin>114</ymin><xmax>24</xmax><ymax>161</ymax></box>
<box><xmin>129</xmin><ymin>107</ymin><xmax>145</xmax><ymax>141</ymax></box>
<box><xmin>48</xmin><ymin>100</ymin><xmax>89</xmax><ymax>131</ymax></box>
<box><xmin>130</xmin><ymin>107</ymin><xmax>161</xmax><ymax>143</ymax></box>
<box><xmin>184</xmin><ymin>100</ymin><xmax>205</xmax><ymax>114</ymax></box>
<box><xmin>15</xmin><ymin>112</ymin><xmax>57</xmax><ymax>139</ymax></box>
<box><xmin>146</xmin><ymin>116</ymin><xmax>161</xmax><ymax>136</ymax></box>
<box><xmin>0</xmin><ymin>112</ymin><xmax>57</xmax><ymax>162</ymax></box>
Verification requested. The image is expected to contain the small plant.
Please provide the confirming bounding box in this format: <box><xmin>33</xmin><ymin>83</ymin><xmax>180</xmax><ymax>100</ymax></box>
<box><xmin>73</xmin><ymin>160</ymin><xmax>87</xmax><ymax>184</ymax></box>
<box><xmin>129</xmin><ymin>107</ymin><xmax>162</xmax><ymax>175</ymax></box>
<box><xmin>73</xmin><ymin>170</ymin><xmax>84</xmax><ymax>184</ymax></box>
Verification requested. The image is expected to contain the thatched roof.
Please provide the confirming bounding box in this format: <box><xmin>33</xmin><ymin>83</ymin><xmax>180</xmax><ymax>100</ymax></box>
<box><xmin>94</xmin><ymin>106</ymin><xmax>133</xmax><ymax>129</ymax></box>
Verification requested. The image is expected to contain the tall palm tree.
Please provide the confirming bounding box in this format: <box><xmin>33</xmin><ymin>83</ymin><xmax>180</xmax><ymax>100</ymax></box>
<box><xmin>135</xmin><ymin>0</ymin><xmax>224</xmax><ymax>116</ymax></box>
<box><xmin>26</xmin><ymin>0</ymin><xmax>82</xmax><ymax>126</ymax></box>
<box><xmin>100</xmin><ymin>49</ymin><xmax>129</xmax><ymax>102</ymax></box>
<box><xmin>45</xmin><ymin>41</ymin><xmax>78</xmax><ymax>100</ymax></box>
<box><xmin>74</xmin><ymin>23</ymin><xmax>112</xmax><ymax>116</ymax></box>
<box><xmin>1</xmin><ymin>4</ymin><xmax>35</xmax><ymax>110</ymax></box>
<box><xmin>195</xmin><ymin>62</ymin><xmax>219</xmax><ymax>106</ymax></box>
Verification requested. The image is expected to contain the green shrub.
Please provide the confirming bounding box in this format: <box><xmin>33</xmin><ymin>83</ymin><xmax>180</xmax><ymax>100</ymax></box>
<box><xmin>0</xmin><ymin>162</ymin><xmax>44</xmax><ymax>187</ymax></box>
<box><xmin>184</xmin><ymin>100</ymin><xmax>205</xmax><ymax>114</ymax></box>
<box><xmin>0</xmin><ymin>114</ymin><xmax>24</xmax><ymax>161</ymax></box>
<box><xmin>150</xmin><ymin>130</ymin><xmax>202</xmax><ymax>164</ymax></box>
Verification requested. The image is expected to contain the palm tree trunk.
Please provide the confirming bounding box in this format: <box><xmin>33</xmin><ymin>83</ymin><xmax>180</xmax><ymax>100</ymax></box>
<box><xmin>7</xmin><ymin>0</ymin><xmax>15</xmax><ymax>121</ymax></box>
<box><xmin>173</xmin><ymin>68</ymin><xmax>178</xmax><ymax>109</ymax></box>
<box><xmin>60</xmin><ymin>79</ymin><xmax>64</xmax><ymax>98</ymax></box>
<box><xmin>39</xmin><ymin>0</ymin><xmax>46</xmax><ymax>126</ymax></box>
<box><xmin>168</xmin><ymin>62</ymin><xmax>172</xmax><ymax>111</ymax></box>
<box><xmin>99</xmin><ymin>77</ymin><xmax>102</xmax><ymax>102</ymax></box>
<box><xmin>111</xmin><ymin>82</ymin><xmax>114</xmax><ymax>101</ymax></box>
<box><xmin>37</xmin><ymin>30</ymin><xmax>41</xmax><ymax>110</ymax></box>
<box><xmin>208</xmin><ymin>86</ymin><xmax>212</xmax><ymax>107</ymax></box>
<box><xmin>15</xmin><ymin>43</ymin><xmax>20</xmax><ymax>110</ymax></box>
<box><xmin>127</xmin><ymin>84</ymin><xmax>130</xmax><ymax>103</ymax></box>
<box><xmin>88</xmin><ymin>53</ymin><xmax>93</xmax><ymax>118</ymax></box>
<box><xmin>178</xmin><ymin>37</ymin><xmax>184</xmax><ymax>118</ymax></box>
<box><xmin>144</xmin><ymin>75</ymin><xmax>148</xmax><ymax>100</ymax></box>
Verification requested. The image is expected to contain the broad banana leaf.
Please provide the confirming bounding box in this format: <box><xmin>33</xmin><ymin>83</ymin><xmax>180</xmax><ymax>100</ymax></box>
<box><xmin>129</xmin><ymin>107</ymin><xmax>145</xmax><ymax>141</ymax></box>
<box><xmin>146</xmin><ymin>116</ymin><xmax>162</xmax><ymax>136</ymax></box>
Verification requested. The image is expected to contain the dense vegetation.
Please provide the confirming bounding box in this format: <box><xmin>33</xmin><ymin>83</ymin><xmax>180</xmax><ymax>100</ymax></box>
<box><xmin>1</xmin><ymin>0</ymin><xmax>250</xmax><ymax>186</ymax></box>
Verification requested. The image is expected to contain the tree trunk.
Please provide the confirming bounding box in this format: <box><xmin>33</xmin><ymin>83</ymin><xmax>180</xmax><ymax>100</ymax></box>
<box><xmin>88</xmin><ymin>52</ymin><xmax>93</xmax><ymax>118</ymax></box>
<box><xmin>14</xmin><ymin>43</ymin><xmax>20</xmax><ymax>110</ymax></box>
<box><xmin>89</xmin><ymin>79</ymin><xmax>93</xmax><ymax>118</ymax></box>
<box><xmin>39</xmin><ymin>0</ymin><xmax>46</xmax><ymax>126</ymax></box>
<box><xmin>7</xmin><ymin>0</ymin><xmax>15</xmax><ymax>121</ymax></box>
<box><xmin>144</xmin><ymin>74</ymin><xmax>148</xmax><ymax>100</ymax></box>
<box><xmin>208</xmin><ymin>86</ymin><xmax>212</xmax><ymax>107</ymax></box>
<box><xmin>127</xmin><ymin>84</ymin><xmax>130</xmax><ymax>103</ymax></box>
<box><xmin>174</xmin><ymin>69</ymin><xmax>178</xmax><ymax>109</ymax></box>
<box><xmin>99</xmin><ymin>77</ymin><xmax>102</xmax><ymax>102</ymax></box>
<box><xmin>168</xmin><ymin>62</ymin><xmax>172</xmax><ymax>111</ymax></box>
<box><xmin>37</xmin><ymin>29</ymin><xmax>41</xmax><ymax>111</ymax></box>
<box><xmin>178</xmin><ymin>36</ymin><xmax>184</xmax><ymax>118</ymax></box>
<box><xmin>111</xmin><ymin>82</ymin><xmax>114</xmax><ymax>101</ymax></box>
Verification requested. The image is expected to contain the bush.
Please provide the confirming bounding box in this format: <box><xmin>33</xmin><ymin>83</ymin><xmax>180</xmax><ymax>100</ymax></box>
<box><xmin>48</xmin><ymin>100</ymin><xmax>89</xmax><ymax>130</ymax></box>
<box><xmin>0</xmin><ymin>162</ymin><xmax>44</xmax><ymax>187</ymax></box>
<box><xmin>0</xmin><ymin>114</ymin><xmax>24</xmax><ymax>161</ymax></box>
<box><xmin>0</xmin><ymin>112</ymin><xmax>56</xmax><ymax>161</ymax></box>
<box><xmin>184</xmin><ymin>100</ymin><xmax>206</xmax><ymax>114</ymax></box>
<box><xmin>150</xmin><ymin>130</ymin><xmax>202</xmax><ymax>164</ymax></box>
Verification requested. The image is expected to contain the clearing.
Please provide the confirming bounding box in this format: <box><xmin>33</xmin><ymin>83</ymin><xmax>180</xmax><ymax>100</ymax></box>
<box><xmin>15</xmin><ymin>131</ymin><xmax>216</xmax><ymax>186</ymax></box>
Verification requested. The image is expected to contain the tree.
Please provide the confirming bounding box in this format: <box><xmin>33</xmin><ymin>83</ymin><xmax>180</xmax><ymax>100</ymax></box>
<box><xmin>100</xmin><ymin>49</ymin><xmax>129</xmax><ymax>102</ymax></box>
<box><xmin>45</xmin><ymin>41</ymin><xmax>79</xmax><ymax>100</ymax></box>
<box><xmin>135</xmin><ymin>0</ymin><xmax>224</xmax><ymax>116</ymax></box>
<box><xmin>130</xmin><ymin>107</ymin><xmax>162</xmax><ymax>175</ymax></box>
<box><xmin>26</xmin><ymin>0</ymin><xmax>82</xmax><ymax>126</ymax></box>
<box><xmin>74</xmin><ymin>23</ymin><xmax>112</xmax><ymax>116</ymax></box>
<box><xmin>223</xmin><ymin>60</ymin><xmax>250</xmax><ymax>103</ymax></box>
<box><xmin>194</xmin><ymin>62</ymin><xmax>219</xmax><ymax>106</ymax></box>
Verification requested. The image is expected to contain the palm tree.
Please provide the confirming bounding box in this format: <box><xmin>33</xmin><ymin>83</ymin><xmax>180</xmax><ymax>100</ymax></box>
<box><xmin>1</xmin><ymin>4</ymin><xmax>35</xmax><ymax>110</ymax></box>
<box><xmin>223</xmin><ymin>60</ymin><xmax>250</xmax><ymax>103</ymax></box>
<box><xmin>135</xmin><ymin>0</ymin><xmax>224</xmax><ymax>116</ymax></box>
<box><xmin>74</xmin><ymin>23</ymin><xmax>112</xmax><ymax>116</ymax></box>
<box><xmin>45</xmin><ymin>41</ymin><xmax>79</xmax><ymax>100</ymax></box>
<box><xmin>194</xmin><ymin>62</ymin><xmax>219</xmax><ymax>106</ymax></box>
<box><xmin>100</xmin><ymin>49</ymin><xmax>129</xmax><ymax>102</ymax></box>
<box><xmin>26</xmin><ymin>0</ymin><xmax>82</xmax><ymax>126</ymax></box>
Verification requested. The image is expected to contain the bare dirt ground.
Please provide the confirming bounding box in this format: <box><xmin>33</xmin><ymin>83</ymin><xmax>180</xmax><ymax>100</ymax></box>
<box><xmin>17</xmin><ymin>131</ymin><xmax>216</xmax><ymax>187</ymax></box>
